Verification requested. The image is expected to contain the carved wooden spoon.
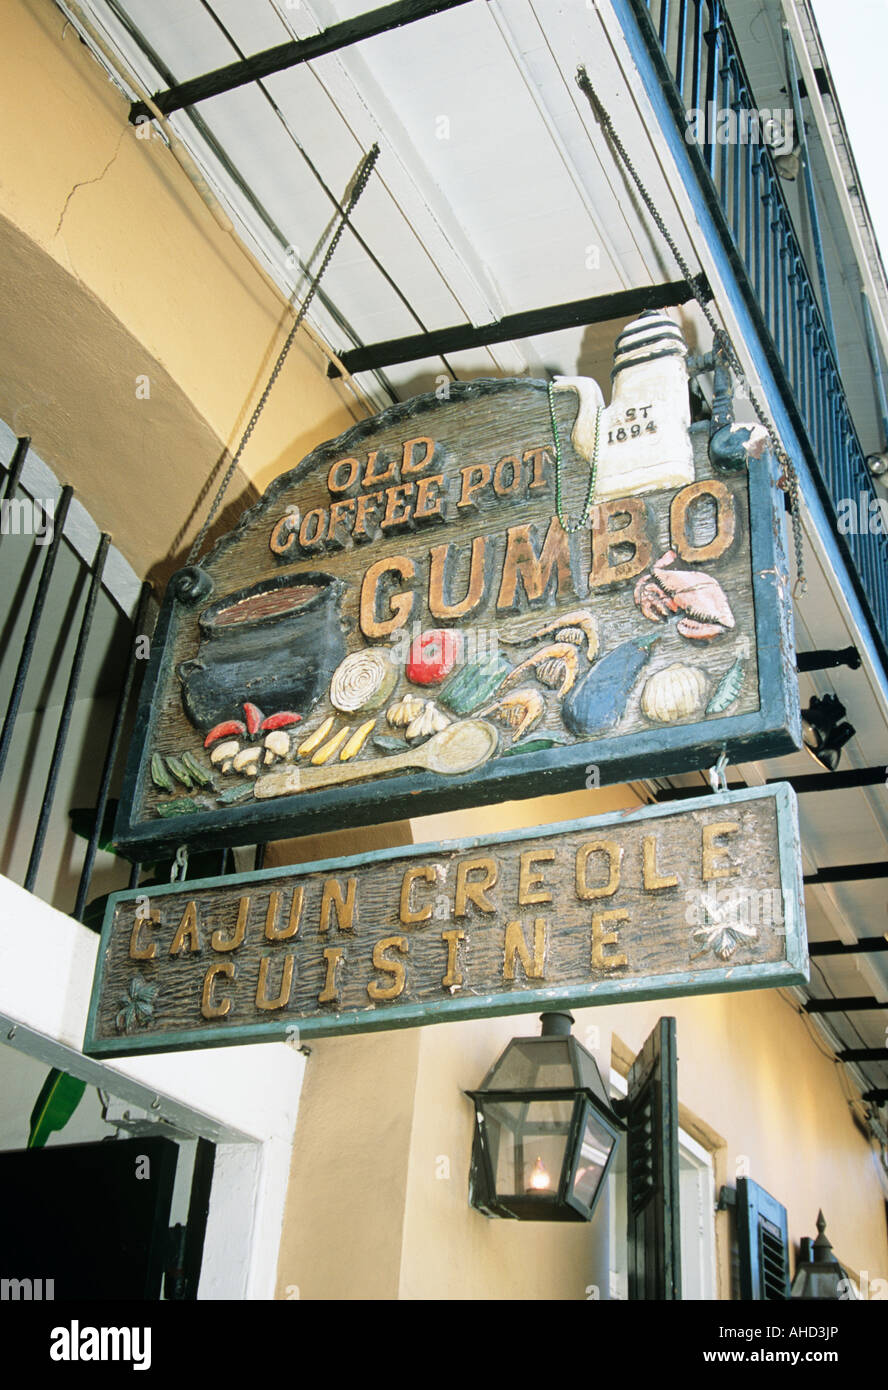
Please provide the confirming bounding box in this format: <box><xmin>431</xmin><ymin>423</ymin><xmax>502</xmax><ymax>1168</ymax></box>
<box><xmin>254</xmin><ymin>719</ymin><xmax>498</xmax><ymax>800</ymax></box>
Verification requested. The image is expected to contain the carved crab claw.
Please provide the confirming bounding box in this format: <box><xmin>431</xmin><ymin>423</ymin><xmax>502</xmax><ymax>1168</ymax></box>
<box><xmin>633</xmin><ymin>574</ymin><xmax>679</xmax><ymax>622</ymax></box>
<box><xmin>636</xmin><ymin>550</ymin><xmax>735</xmax><ymax>639</ymax></box>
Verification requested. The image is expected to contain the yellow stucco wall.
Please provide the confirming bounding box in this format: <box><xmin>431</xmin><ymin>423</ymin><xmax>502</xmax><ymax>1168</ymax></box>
<box><xmin>275</xmin><ymin>790</ymin><xmax>888</xmax><ymax>1300</ymax></box>
<box><xmin>4</xmin><ymin>0</ymin><xmax>885</xmax><ymax>1306</ymax></box>
<box><xmin>1</xmin><ymin>0</ymin><xmax>363</xmax><ymax>577</ymax></box>
<box><xmin>275</xmin><ymin>966</ymin><xmax>887</xmax><ymax>1303</ymax></box>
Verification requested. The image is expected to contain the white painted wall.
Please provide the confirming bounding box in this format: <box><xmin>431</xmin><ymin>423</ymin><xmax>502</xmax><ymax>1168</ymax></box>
<box><xmin>0</xmin><ymin>873</ymin><xmax>302</xmax><ymax>1298</ymax></box>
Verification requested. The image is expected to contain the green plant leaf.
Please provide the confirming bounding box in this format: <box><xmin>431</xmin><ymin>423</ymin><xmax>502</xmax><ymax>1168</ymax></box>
<box><xmin>28</xmin><ymin>1069</ymin><xmax>86</xmax><ymax>1148</ymax></box>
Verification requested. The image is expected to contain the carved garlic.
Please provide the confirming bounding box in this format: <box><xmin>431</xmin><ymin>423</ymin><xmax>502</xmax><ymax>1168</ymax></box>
<box><xmin>405</xmin><ymin>703</ymin><xmax>451</xmax><ymax>743</ymax></box>
<box><xmin>387</xmin><ymin>694</ymin><xmax>427</xmax><ymax>729</ymax></box>
<box><xmin>640</xmin><ymin>663</ymin><xmax>708</xmax><ymax>723</ymax></box>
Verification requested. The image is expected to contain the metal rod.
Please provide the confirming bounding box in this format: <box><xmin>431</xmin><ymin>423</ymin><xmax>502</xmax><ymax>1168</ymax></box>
<box><xmin>329</xmin><ymin>279</ymin><xmax>706</xmax><ymax>376</ymax></box>
<box><xmin>782</xmin><ymin>26</ymin><xmax>839</xmax><ymax>364</ymax></box>
<box><xmin>809</xmin><ymin>938</ymin><xmax>888</xmax><ymax>957</ymax></box>
<box><xmin>702</xmin><ymin>1</ymin><xmax>720</xmax><ymax>177</ymax></box>
<box><xmin>0</xmin><ymin>485</ymin><xmax>73</xmax><ymax>781</ymax></box>
<box><xmin>796</xmin><ymin>646</ymin><xmax>861</xmax><ymax>672</ymax></box>
<box><xmin>654</xmin><ymin>766</ymin><xmax>887</xmax><ymax>800</ymax></box>
<box><xmin>0</xmin><ymin>436</ymin><xmax>31</xmax><ymax>538</ymax></box>
<box><xmin>25</xmin><ymin>533</ymin><xmax>111</xmax><ymax>894</ymax></box>
<box><xmin>674</xmin><ymin>0</ymin><xmax>688</xmax><ymax>97</ymax></box>
<box><xmin>804</xmin><ymin>997</ymin><xmax>888</xmax><ymax>1013</ymax></box>
<box><xmin>838</xmin><ymin>1048</ymin><xmax>888</xmax><ymax>1062</ymax></box>
<box><xmin>130</xmin><ymin>0</ymin><xmax>477</xmax><ymax>121</ymax></box>
<box><xmin>74</xmin><ymin>581</ymin><xmax>154</xmax><ymax>919</ymax></box>
<box><xmin>803</xmin><ymin>862</ymin><xmax>888</xmax><ymax>886</ymax></box>
<box><xmin>690</xmin><ymin>0</ymin><xmax>703</xmax><ymax>112</ymax></box>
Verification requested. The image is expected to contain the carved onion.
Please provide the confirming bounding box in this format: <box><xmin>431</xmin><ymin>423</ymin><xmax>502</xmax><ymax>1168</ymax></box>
<box><xmin>640</xmin><ymin>663</ymin><xmax>708</xmax><ymax>723</ymax></box>
<box><xmin>329</xmin><ymin>649</ymin><xmax>397</xmax><ymax>714</ymax></box>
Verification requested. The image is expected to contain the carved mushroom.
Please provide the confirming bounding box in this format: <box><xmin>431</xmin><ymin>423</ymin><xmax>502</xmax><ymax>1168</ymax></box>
<box><xmin>209</xmin><ymin>739</ymin><xmax>241</xmax><ymax>774</ymax></box>
<box><xmin>232</xmin><ymin>746</ymin><xmax>262</xmax><ymax>776</ymax></box>
<box><xmin>263</xmin><ymin>730</ymin><xmax>291</xmax><ymax>765</ymax></box>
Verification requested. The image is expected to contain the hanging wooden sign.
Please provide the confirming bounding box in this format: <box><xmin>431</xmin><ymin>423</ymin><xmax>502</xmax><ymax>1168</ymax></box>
<box><xmin>87</xmin><ymin>784</ymin><xmax>807</xmax><ymax>1058</ymax></box>
<box><xmin>114</xmin><ymin>312</ymin><xmax>800</xmax><ymax>856</ymax></box>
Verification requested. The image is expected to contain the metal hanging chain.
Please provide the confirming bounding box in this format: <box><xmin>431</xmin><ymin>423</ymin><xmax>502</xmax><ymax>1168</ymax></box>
<box><xmin>574</xmin><ymin>67</ymin><xmax>807</xmax><ymax>596</ymax></box>
<box><xmin>186</xmin><ymin>143</ymin><xmax>380</xmax><ymax>566</ymax></box>
<box><xmin>548</xmin><ymin>382</ymin><xmax>602</xmax><ymax>531</ymax></box>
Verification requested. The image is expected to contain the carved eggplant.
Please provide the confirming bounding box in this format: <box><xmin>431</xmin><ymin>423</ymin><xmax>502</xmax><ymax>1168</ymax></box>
<box><xmin>561</xmin><ymin>633</ymin><xmax>658</xmax><ymax>737</ymax></box>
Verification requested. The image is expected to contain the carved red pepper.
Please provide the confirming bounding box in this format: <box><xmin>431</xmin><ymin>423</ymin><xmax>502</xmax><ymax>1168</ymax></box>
<box><xmin>260</xmin><ymin>711</ymin><xmax>303</xmax><ymax>731</ymax></box>
<box><xmin>243</xmin><ymin>702</ymin><xmax>265</xmax><ymax>736</ymax></box>
<box><xmin>203</xmin><ymin>719</ymin><xmax>246</xmax><ymax>747</ymax></box>
<box><xmin>406</xmin><ymin>629</ymin><xmax>460</xmax><ymax>686</ymax></box>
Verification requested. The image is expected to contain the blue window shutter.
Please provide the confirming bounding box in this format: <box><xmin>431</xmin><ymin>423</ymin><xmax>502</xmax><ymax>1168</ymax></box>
<box><xmin>737</xmin><ymin>1178</ymin><xmax>790</xmax><ymax>1299</ymax></box>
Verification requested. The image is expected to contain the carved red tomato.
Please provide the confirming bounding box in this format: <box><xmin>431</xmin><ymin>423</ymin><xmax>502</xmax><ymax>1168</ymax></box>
<box><xmin>406</xmin><ymin>629</ymin><xmax>460</xmax><ymax>685</ymax></box>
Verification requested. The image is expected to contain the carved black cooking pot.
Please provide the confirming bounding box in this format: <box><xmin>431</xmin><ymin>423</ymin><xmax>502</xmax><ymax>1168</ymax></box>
<box><xmin>177</xmin><ymin>571</ymin><xmax>346</xmax><ymax>730</ymax></box>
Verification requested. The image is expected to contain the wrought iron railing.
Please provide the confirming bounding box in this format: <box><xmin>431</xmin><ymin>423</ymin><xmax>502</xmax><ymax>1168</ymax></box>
<box><xmin>631</xmin><ymin>0</ymin><xmax>888</xmax><ymax>662</ymax></box>
<box><xmin>0</xmin><ymin>433</ymin><xmax>265</xmax><ymax>923</ymax></box>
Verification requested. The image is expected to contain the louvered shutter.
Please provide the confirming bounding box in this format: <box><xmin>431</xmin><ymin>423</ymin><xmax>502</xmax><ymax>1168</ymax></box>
<box><xmin>626</xmin><ymin>1017</ymin><xmax>681</xmax><ymax>1300</ymax></box>
<box><xmin>737</xmin><ymin>1178</ymin><xmax>790</xmax><ymax>1299</ymax></box>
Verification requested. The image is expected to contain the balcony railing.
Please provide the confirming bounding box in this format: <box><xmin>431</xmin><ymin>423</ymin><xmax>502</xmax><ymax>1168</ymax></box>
<box><xmin>0</xmin><ymin>430</ymin><xmax>267</xmax><ymax>924</ymax></box>
<box><xmin>631</xmin><ymin>0</ymin><xmax>888</xmax><ymax>663</ymax></box>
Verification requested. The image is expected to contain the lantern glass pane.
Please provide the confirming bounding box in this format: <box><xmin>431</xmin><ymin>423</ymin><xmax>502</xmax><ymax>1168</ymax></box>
<box><xmin>570</xmin><ymin>1110</ymin><xmax>614</xmax><ymax>1208</ymax></box>
<box><xmin>792</xmin><ymin>1267</ymin><xmax>845</xmax><ymax>1299</ymax></box>
<box><xmin>484</xmin><ymin>1099</ymin><xmax>573</xmax><ymax>1198</ymax></box>
<box><xmin>483</xmin><ymin>1039</ymin><xmax>574</xmax><ymax>1090</ymax></box>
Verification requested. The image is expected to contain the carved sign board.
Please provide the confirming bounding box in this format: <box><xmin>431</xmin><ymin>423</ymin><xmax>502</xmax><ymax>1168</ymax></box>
<box><xmin>87</xmin><ymin>785</ymin><xmax>807</xmax><ymax>1058</ymax></box>
<box><xmin>114</xmin><ymin>315</ymin><xmax>800</xmax><ymax>856</ymax></box>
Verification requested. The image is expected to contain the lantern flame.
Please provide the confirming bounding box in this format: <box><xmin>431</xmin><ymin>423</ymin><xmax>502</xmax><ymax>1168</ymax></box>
<box><xmin>528</xmin><ymin>1156</ymin><xmax>551</xmax><ymax>1191</ymax></box>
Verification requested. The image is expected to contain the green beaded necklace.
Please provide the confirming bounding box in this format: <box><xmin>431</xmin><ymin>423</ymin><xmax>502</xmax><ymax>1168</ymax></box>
<box><xmin>547</xmin><ymin>381</ymin><xmax>601</xmax><ymax>533</ymax></box>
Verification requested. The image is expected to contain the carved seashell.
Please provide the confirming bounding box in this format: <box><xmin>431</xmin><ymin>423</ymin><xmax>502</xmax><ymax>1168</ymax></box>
<box><xmin>641</xmin><ymin>663</ymin><xmax>708</xmax><ymax>723</ymax></box>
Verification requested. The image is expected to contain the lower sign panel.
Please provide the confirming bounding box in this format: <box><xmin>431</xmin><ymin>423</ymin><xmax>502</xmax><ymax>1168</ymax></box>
<box><xmin>85</xmin><ymin>785</ymin><xmax>807</xmax><ymax>1058</ymax></box>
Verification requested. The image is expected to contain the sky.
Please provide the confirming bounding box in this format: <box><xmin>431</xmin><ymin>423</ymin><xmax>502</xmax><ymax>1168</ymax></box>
<box><xmin>809</xmin><ymin>0</ymin><xmax>888</xmax><ymax>269</ymax></box>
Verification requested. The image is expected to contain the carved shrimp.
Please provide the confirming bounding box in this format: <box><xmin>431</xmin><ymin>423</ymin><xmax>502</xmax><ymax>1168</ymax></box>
<box><xmin>477</xmin><ymin>688</ymin><xmax>545</xmax><ymax>741</ymax></box>
<box><xmin>501</xmin><ymin>608</ymin><xmax>599</xmax><ymax>660</ymax></box>
<box><xmin>498</xmin><ymin>642</ymin><xmax>581</xmax><ymax>696</ymax></box>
